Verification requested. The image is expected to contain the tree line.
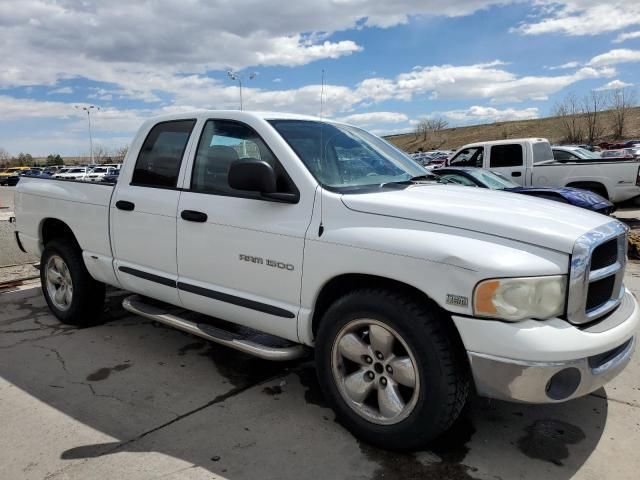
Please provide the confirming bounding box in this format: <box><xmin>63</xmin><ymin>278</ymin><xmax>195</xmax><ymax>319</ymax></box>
<box><xmin>0</xmin><ymin>145</ymin><xmax>129</xmax><ymax>168</ymax></box>
<box><xmin>553</xmin><ymin>87</ymin><xmax>637</xmax><ymax>144</ymax></box>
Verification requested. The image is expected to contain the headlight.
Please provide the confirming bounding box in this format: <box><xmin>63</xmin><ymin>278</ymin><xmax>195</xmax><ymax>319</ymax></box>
<box><xmin>473</xmin><ymin>275</ymin><xmax>566</xmax><ymax>321</ymax></box>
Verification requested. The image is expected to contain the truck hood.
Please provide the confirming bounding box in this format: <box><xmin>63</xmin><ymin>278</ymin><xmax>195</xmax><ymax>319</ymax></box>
<box><xmin>341</xmin><ymin>184</ymin><xmax>615</xmax><ymax>253</ymax></box>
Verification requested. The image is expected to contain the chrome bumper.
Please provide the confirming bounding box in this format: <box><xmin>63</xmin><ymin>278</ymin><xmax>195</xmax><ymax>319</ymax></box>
<box><xmin>468</xmin><ymin>336</ymin><xmax>636</xmax><ymax>403</ymax></box>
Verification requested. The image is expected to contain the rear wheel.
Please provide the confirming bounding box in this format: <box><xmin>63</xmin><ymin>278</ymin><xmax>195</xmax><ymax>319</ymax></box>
<box><xmin>41</xmin><ymin>240</ymin><xmax>105</xmax><ymax>326</ymax></box>
<box><xmin>315</xmin><ymin>289</ymin><xmax>469</xmax><ymax>450</ymax></box>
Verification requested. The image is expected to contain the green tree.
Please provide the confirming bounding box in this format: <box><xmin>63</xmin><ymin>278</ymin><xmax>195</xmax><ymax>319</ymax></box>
<box><xmin>46</xmin><ymin>154</ymin><xmax>64</xmax><ymax>166</ymax></box>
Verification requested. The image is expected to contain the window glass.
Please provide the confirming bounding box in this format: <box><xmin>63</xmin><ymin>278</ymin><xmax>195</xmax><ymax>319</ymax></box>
<box><xmin>490</xmin><ymin>144</ymin><xmax>523</xmax><ymax>167</ymax></box>
<box><xmin>439</xmin><ymin>173</ymin><xmax>477</xmax><ymax>187</ymax></box>
<box><xmin>532</xmin><ymin>142</ymin><xmax>553</xmax><ymax>163</ymax></box>
<box><xmin>191</xmin><ymin>119</ymin><xmax>292</xmax><ymax>196</ymax></box>
<box><xmin>132</xmin><ymin>120</ymin><xmax>195</xmax><ymax>187</ymax></box>
<box><xmin>553</xmin><ymin>149</ymin><xmax>576</xmax><ymax>161</ymax></box>
<box><xmin>270</xmin><ymin>120</ymin><xmax>424</xmax><ymax>191</ymax></box>
<box><xmin>449</xmin><ymin>147</ymin><xmax>484</xmax><ymax>167</ymax></box>
<box><xmin>467</xmin><ymin>169</ymin><xmax>518</xmax><ymax>189</ymax></box>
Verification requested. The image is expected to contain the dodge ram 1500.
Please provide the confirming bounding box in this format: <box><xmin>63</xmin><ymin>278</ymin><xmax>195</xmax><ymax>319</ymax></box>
<box><xmin>14</xmin><ymin>111</ymin><xmax>639</xmax><ymax>450</ymax></box>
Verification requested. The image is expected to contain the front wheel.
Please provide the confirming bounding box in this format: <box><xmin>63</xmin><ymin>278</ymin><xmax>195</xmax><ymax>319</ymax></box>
<box><xmin>315</xmin><ymin>289</ymin><xmax>470</xmax><ymax>451</ymax></box>
<box><xmin>41</xmin><ymin>240</ymin><xmax>105</xmax><ymax>326</ymax></box>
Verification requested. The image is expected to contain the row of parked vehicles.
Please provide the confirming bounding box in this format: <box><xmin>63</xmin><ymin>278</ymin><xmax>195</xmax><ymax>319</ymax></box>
<box><xmin>0</xmin><ymin>164</ymin><xmax>122</xmax><ymax>186</ymax></box>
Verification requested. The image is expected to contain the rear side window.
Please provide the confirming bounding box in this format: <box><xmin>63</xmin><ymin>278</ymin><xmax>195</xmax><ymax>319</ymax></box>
<box><xmin>132</xmin><ymin>120</ymin><xmax>196</xmax><ymax>187</ymax></box>
<box><xmin>533</xmin><ymin>142</ymin><xmax>554</xmax><ymax>164</ymax></box>
<box><xmin>490</xmin><ymin>144</ymin><xmax>523</xmax><ymax>167</ymax></box>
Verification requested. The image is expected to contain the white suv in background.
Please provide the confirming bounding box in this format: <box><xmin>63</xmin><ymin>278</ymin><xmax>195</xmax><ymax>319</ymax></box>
<box><xmin>52</xmin><ymin>167</ymin><xmax>89</xmax><ymax>180</ymax></box>
<box><xmin>85</xmin><ymin>166</ymin><xmax>118</xmax><ymax>182</ymax></box>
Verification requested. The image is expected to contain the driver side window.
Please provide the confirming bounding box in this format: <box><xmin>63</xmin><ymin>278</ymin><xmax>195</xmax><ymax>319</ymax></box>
<box><xmin>191</xmin><ymin>119</ymin><xmax>294</xmax><ymax>197</ymax></box>
<box><xmin>450</xmin><ymin>147</ymin><xmax>484</xmax><ymax>167</ymax></box>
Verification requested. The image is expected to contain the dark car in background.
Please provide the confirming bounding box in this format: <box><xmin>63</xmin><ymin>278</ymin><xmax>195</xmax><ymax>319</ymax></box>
<box><xmin>100</xmin><ymin>170</ymin><xmax>120</xmax><ymax>183</ymax></box>
<box><xmin>433</xmin><ymin>167</ymin><xmax>616</xmax><ymax>215</ymax></box>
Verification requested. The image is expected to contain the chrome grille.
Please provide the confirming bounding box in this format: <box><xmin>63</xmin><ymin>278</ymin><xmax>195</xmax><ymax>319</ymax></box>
<box><xmin>567</xmin><ymin>222</ymin><xmax>628</xmax><ymax>325</ymax></box>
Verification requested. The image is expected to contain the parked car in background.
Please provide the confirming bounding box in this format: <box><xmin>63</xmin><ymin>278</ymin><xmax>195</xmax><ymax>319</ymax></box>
<box><xmin>448</xmin><ymin>138</ymin><xmax>640</xmax><ymax>202</ymax></box>
<box><xmin>52</xmin><ymin>166</ymin><xmax>89</xmax><ymax>180</ymax></box>
<box><xmin>100</xmin><ymin>170</ymin><xmax>120</xmax><ymax>183</ymax></box>
<box><xmin>624</xmin><ymin>148</ymin><xmax>640</xmax><ymax>159</ymax></box>
<box><xmin>433</xmin><ymin>167</ymin><xmax>615</xmax><ymax>215</ymax></box>
<box><xmin>552</xmin><ymin>146</ymin><xmax>601</xmax><ymax>161</ymax></box>
<box><xmin>85</xmin><ymin>166</ymin><xmax>118</xmax><ymax>182</ymax></box>
<box><xmin>0</xmin><ymin>166</ymin><xmax>32</xmax><ymax>185</ymax></box>
<box><xmin>601</xmin><ymin>149</ymin><xmax>635</xmax><ymax>160</ymax></box>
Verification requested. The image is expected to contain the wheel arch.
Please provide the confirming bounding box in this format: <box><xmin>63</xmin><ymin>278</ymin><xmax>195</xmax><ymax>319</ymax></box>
<box><xmin>310</xmin><ymin>273</ymin><xmax>460</xmax><ymax>342</ymax></box>
<box><xmin>40</xmin><ymin>218</ymin><xmax>81</xmax><ymax>250</ymax></box>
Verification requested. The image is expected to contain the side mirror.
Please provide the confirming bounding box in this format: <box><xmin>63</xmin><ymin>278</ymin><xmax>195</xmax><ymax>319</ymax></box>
<box><xmin>228</xmin><ymin>158</ymin><xmax>299</xmax><ymax>204</ymax></box>
<box><xmin>228</xmin><ymin>159</ymin><xmax>277</xmax><ymax>193</ymax></box>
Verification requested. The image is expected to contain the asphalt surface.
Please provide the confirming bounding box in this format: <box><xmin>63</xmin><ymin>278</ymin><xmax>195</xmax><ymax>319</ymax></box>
<box><xmin>0</xmin><ymin>271</ymin><xmax>639</xmax><ymax>479</ymax></box>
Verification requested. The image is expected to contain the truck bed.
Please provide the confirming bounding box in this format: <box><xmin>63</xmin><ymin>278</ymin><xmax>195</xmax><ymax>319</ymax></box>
<box><xmin>14</xmin><ymin>177</ymin><xmax>115</xmax><ymax>262</ymax></box>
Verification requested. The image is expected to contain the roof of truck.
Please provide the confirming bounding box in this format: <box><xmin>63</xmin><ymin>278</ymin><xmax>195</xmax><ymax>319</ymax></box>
<box><xmin>144</xmin><ymin>110</ymin><xmax>326</xmax><ymax>123</ymax></box>
<box><xmin>459</xmin><ymin>138</ymin><xmax>549</xmax><ymax>148</ymax></box>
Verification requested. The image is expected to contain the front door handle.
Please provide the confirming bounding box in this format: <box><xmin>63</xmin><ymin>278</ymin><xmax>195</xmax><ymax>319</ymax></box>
<box><xmin>511</xmin><ymin>171</ymin><xmax>522</xmax><ymax>177</ymax></box>
<box><xmin>181</xmin><ymin>210</ymin><xmax>208</xmax><ymax>222</ymax></box>
<box><xmin>115</xmin><ymin>200</ymin><xmax>135</xmax><ymax>211</ymax></box>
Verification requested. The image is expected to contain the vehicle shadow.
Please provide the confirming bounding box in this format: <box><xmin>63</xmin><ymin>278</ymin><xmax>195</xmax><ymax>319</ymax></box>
<box><xmin>0</xmin><ymin>286</ymin><xmax>610</xmax><ymax>479</ymax></box>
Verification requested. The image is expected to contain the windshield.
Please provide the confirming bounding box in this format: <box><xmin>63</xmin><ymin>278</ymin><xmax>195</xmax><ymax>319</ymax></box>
<box><xmin>467</xmin><ymin>169</ymin><xmax>519</xmax><ymax>189</ymax></box>
<box><xmin>269</xmin><ymin>120</ymin><xmax>426</xmax><ymax>191</ymax></box>
<box><xmin>573</xmin><ymin>148</ymin><xmax>600</xmax><ymax>159</ymax></box>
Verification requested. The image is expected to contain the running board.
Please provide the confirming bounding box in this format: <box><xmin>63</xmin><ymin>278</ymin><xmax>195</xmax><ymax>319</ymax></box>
<box><xmin>122</xmin><ymin>295</ymin><xmax>307</xmax><ymax>361</ymax></box>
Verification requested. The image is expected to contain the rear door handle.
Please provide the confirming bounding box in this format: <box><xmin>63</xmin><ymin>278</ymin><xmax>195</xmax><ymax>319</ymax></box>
<box><xmin>115</xmin><ymin>200</ymin><xmax>135</xmax><ymax>211</ymax></box>
<box><xmin>181</xmin><ymin>210</ymin><xmax>208</xmax><ymax>222</ymax></box>
<box><xmin>511</xmin><ymin>171</ymin><xmax>522</xmax><ymax>177</ymax></box>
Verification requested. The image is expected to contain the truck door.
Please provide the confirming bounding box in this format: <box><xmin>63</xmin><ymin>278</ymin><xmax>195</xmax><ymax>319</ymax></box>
<box><xmin>175</xmin><ymin>118</ymin><xmax>313</xmax><ymax>342</ymax></box>
<box><xmin>111</xmin><ymin>119</ymin><xmax>197</xmax><ymax>306</ymax></box>
<box><xmin>487</xmin><ymin>143</ymin><xmax>526</xmax><ymax>185</ymax></box>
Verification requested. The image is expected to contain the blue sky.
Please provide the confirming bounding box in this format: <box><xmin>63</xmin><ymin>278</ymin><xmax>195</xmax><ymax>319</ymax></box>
<box><xmin>0</xmin><ymin>0</ymin><xmax>639</xmax><ymax>156</ymax></box>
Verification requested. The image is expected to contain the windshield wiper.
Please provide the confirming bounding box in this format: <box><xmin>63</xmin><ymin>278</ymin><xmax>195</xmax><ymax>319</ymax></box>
<box><xmin>378</xmin><ymin>174</ymin><xmax>438</xmax><ymax>188</ymax></box>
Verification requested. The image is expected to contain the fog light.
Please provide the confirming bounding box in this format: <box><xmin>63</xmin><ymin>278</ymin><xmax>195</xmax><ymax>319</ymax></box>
<box><xmin>545</xmin><ymin>368</ymin><xmax>581</xmax><ymax>401</ymax></box>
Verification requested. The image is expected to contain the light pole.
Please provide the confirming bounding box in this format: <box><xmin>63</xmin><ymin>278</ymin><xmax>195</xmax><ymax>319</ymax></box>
<box><xmin>74</xmin><ymin>105</ymin><xmax>100</xmax><ymax>163</ymax></box>
<box><xmin>226</xmin><ymin>71</ymin><xmax>257</xmax><ymax>110</ymax></box>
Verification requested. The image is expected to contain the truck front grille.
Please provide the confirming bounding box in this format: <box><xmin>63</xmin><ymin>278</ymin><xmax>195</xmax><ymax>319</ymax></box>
<box><xmin>567</xmin><ymin>222</ymin><xmax>628</xmax><ymax>325</ymax></box>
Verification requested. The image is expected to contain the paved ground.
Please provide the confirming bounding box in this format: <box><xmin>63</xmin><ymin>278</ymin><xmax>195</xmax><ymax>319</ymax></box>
<box><xmin>1</xmin><ymin>267</ymin><xmax>639</xmax><ymax>479</ymax></box>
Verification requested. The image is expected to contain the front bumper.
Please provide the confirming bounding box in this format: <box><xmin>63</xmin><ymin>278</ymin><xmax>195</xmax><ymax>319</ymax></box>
<box><xmin>453</xmin><ymin>288</ymin><xmax>639</xmax><ymax>403</ymax></box>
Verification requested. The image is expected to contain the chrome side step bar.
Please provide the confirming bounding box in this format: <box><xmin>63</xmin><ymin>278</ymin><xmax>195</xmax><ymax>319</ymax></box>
<box><xmin>122</xmin><ymin>295</ymin><xmax>307</xmax><ymax>361</ymax></box>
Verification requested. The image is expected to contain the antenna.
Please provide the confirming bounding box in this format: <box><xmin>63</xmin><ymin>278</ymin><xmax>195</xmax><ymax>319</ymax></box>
<box><xmin>319</xmin><ymin>69</ymin><xmax>325</xmax><ymax>118</ymax></box>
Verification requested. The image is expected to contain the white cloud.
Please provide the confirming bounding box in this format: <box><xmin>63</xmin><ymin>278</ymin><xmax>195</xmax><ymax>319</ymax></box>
<box><xmin>335</xmin><ymin>111</ymin><xmax>409</xmax><ymax>127</ymax></box>
<box><xmin>547</xmin><ymin>61</ymin><xmax>580</xmax><ymax>70</ymax></box>
<box><xmin>588</xmin><ymin>49</ymin><xmax>640</xmax><ymax>66</ymax></box>
<box><xmin>434</xmin><ymin>105</ymin><xmax>539</xmax><ymax>124</ymax></box>
<box><xmin>594</xmin><ymin>79</ymin><xmax>633</xmax><ymax>91</ymax></box>
<box><xmin>516</xmin><ymin>1</ymin><xmax>640</xmax><ymax>37</ymax></box>
<box><xmin>47</xmin><ymin>86</ymin><xmax>73</xmax><ymax>95</ymax></box>
<box><xmin>613</xmin><ymin>31</ymin><xmax>640</xmax><ymax>44</ymax></box>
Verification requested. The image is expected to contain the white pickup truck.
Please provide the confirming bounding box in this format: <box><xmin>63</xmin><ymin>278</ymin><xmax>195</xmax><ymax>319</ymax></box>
<box><xmin>14</xmin><ymin>112</ymin><xmax>639</xmax><ymax>450</ymax></box>
<box><xmin>448</xmin><ymin>138</ymin><xmax>640</xmax><ymax>203</ymax></box>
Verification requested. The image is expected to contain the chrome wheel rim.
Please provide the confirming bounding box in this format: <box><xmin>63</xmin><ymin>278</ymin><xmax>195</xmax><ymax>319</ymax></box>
<box><xmin>45</xmin><ymin>255</ymin><xmax>73</xmax><ymax>311</ymax></box>
<box><xmin>331</xmin><ymin>319</ymin><xmax>420</xmax><ymax>425</ymax></box>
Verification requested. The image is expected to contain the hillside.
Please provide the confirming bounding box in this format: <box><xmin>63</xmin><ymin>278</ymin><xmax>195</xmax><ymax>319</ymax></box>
<box><xmin>386</xmin><ymin>106</ymin><xmax>640</xmax><ymax>153</ymax></box>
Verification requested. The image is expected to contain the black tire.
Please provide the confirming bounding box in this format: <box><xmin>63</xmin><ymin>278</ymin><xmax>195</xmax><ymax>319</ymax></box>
<box><xmin>40</xmin><ymin>239</ymin><xmax>106</xmax><ymax>326</ymax></box>
<box><xmin>315</xmin><ymin>289</ymin><xmax>469</xmax><ymax>451</ymax></box>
